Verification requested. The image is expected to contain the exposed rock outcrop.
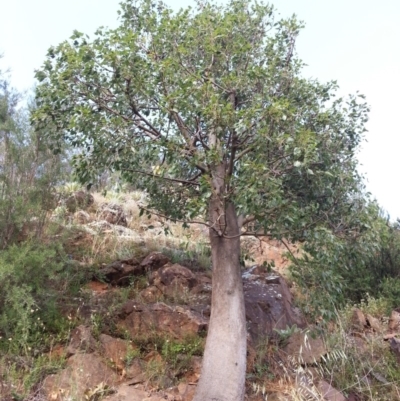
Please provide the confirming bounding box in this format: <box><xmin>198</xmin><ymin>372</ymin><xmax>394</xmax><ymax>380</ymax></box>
<box><xmin>42</xmin><ymin>353</ymin><xmax>119</xmax><ymax>401</ymax></box>
<box><xmin>243</xmin><ymin>266</ymin><xmax>306</xmax><ymax>342</ymax></box>
<box><xmin>118</xmin><ymin>301</ymin><xmax>208</xmax><ymax>339</ymax></box>
<box><xmin>98</xmin><ymin>203</ymin><xmax>128</xmax><ymax>226</ymax></box>
<box><xmin>65</xmin><ymin>190</ymin><xmax>94</xmax><ymax>212</ymax></box>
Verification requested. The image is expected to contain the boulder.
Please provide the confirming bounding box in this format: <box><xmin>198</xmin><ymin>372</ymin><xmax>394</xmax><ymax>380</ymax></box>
<box><xmin>99</xmin><ymin>334</ymin><xmax>131</xmax><ymax>371</ymax></box>
<box><xmin>140</xmin><ymin>285</ymin><xmax>163</xmax><ymax>303</ymax></box>
<box><xmin>65</xmin><ymin>190</ymin><xmax>94</xmax><ymax>212</ymax></box>
<box><xmin>389</xmin><ymin>309</ymin><xmax>400</xmax><ymax>332</ymax></box>
<box><xmin>176</xmin><ymin>382</ymin><xmax>197</xmax><ymax>401</ymax></box>
<box><xmin>124</xmin><ymin>358</ymin><xmax>146</xmax><ymax>382</ymax></box>
<box><xmin>366</xmin><ymin>314</ymin><xmax>382</xmax><ymax>333</ymax></box>
<box><xmin>243</xmin><ymin>268</ymin><xmax>306</xmax><ymax>341</ymax></box>
<box><xmin>316</xmin><ymin>380</ymin><xmax>347</xmax><ymax>401</ymax></box>
<box><xmin>140</xmin><ymin>252</ymin><xmax>170</xmax><ymax>271</ymax></box>
<box><xmin>118</xmin><ymin>301</ymin><xmax>208</xmax><ymax>339</ymax></box>
<box><xmin>351</xmin><ymin>308</ymin><xmax>367</xmax><ymax>330</ymax></box>
<box><xmin>42</xmin><ymin>353</ymin><xmax>119</xmax><ymax>401</ymax></box>
<box><xmin>102</xmin><ymin>385</ymin><xmax>149</xmax><ymax>401</ymax></box>
<box><xmin>150</xmin><ymin>263</ymin><xmax>197</xmax><ymax>298</ymax></box>
<box><xmin>99</xmin><ymin>203</ymin><xmax>128</xmax><ymax>226</ymax></box>
<box><xmin>186</xmin><ymin>355</ymin><xmax>202</xmax><ymax>383</ymax></box>
<box><xmin>73</xmin><ymin>210</ymin><xmax>91</xmax><ymax>224</ymax></box>
<box><xmin>284</xmin><ymin>331</ymin><xmax>327</xmax><ymax>364</ymax></box>
<box><xmin>98</xmin><ymin>257</ymin><xmax>143</xmax><ymax>286</ymax></box>
<box><xmin>66</xmin><ymin>325</ymin><xmax>97</xmax><ymax>356</ymax></box>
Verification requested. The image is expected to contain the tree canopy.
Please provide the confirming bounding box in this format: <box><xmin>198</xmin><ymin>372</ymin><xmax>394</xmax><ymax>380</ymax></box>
<box><xmin>34</xmin><ymin>0</ymin><xmax>368</xmax><ymax>241</ymax></box>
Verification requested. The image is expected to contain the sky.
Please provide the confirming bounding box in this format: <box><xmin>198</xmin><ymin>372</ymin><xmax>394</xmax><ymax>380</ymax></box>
<box><xmin>1</xmin><ymin>0</ymin><xmax>399</xmax><ymax>219</ymax></box>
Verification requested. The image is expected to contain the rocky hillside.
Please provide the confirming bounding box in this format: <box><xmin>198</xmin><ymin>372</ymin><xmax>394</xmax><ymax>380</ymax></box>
<box><xmin>1</xmin><ymin>191</ymin><xmax>400</xmax><ymax>401</ymax></box>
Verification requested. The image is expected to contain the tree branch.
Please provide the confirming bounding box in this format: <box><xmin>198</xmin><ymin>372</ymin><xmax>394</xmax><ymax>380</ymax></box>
<box><xmin>120</xmin><ymin>168</ymin><xmax>201</xmax><ymax>186</ymax></box>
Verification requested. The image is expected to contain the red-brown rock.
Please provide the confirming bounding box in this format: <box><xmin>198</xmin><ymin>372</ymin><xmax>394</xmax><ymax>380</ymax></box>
<box><xmin>98</xmin><ymin>258</ymin><xmax>142</xmax><ymax>285</ymax></box>
<box><xmin>118</xmin><ymin>301</ymin><xmax>208</xmax><ymax>339</ymax></box>
<box><xmin>317</xmin><ymin>380</ymin><xmax>347</xmax><ymax>401</ymax></box>
<box><xmin>66</xmin><ymin>325</ymin><xmax>96</xmax><ymax>356</ymax></box>
<box><xmin>389</xmin><ymin>309</ymin><xmax>400</xmax><ymax>332</ymax></box>
<box><xmin>352</xmin><ymin>308</ymin><xmax>367</xmax><ymax>330</ymax></box>
<box><xmin>99</xmin><ymin>334</ymin><xmax>130</xmax><ymax>371</ymax></box>
<box><xmin>43</xmin><ymin>353</ymin><xmax>119</xmax><ymax>401</ymax></box>
<box><xmin>140</xmin><ymin>252</ymin><xmax>170</xmax><ymax>271</ymax></box>
<box><xmin>150</xmin><ymin>263</ymin><xmax>197</xmax><ymax>298</ymax></box>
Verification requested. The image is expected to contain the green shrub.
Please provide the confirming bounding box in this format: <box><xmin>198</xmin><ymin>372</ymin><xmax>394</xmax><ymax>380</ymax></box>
<box><xmin>290</xmin><ymin>204</ymin><xmax>400</xmax><ymax>321</ymax></box>
<box><xmin>378</xmin><ymin>277</ymin><xmax>400</xmax><ymax>311</ymax></box>
<box><xmin>0</xmin><ymin>242</ymin><xmax>72</xmax><ymax>352</ymax></box>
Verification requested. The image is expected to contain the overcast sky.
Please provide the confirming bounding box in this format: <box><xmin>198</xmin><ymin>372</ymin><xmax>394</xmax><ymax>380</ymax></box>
<box><xmin>1</xmin><ymin>0</ymin><xmax>399</xmax><ymax>219</ymax></box>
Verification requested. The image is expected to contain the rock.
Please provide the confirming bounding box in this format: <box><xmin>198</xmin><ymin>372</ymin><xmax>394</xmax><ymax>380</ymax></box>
<box><xmin>150</xmin><ymin>263</ymin><xmax>197</xmax><ymax>298</ymax></box>
<box><xmin>389</xmin><ymin>310</ymin><xmax>400</xmax><ymax>332</ymax></box>
<box><xmin>177</xmin><ymin>382</ymin><xmax>196</xmax><ymax>401</ymax></box>
<box><xmin>99</xmin><ymin>203</ymin><xmax>128</xmax><ymax>226</ymax></box>
<box><xmin>140</xmin><ymin>285</ymin><xmax>163</xmax><ymax>303</ymax></box>
<box><xmin>111</xmin><ymin>225</ymin><xmax>143</xmax><ymax>240</ymax></box>
<box><xmin>151</xmin><ymin>263</ymin><xmax>197</xmax><ymax>287</ymax></box>
<box><xmin>66</xmin><ymin>325</ymin><xmax>96</xmax><ymax>356</ymax></box>
<box><xmin>65</xmin><ymin>191</ymin><xmax>94</xmax><ymax>212</ymax></box>
<box><xmin>241</xmin><ymin>237</ymin><xmax>297</xmax><ymax>270</ymax></box>
<box><xmin>186</xmin><ymin>355</ymin><xmax>202</xmax><ymax>383</ymax></box>
<box><xmin>389</xmin><ymin>337</ymin><xmax>400</xmax><ymax>364</ymax></box>
<box><xmin>243</xmin><ymin>268</ymin><xmax>306</xmax><ymax>341</ymax></box>
<box><xmin>140</xmin><ymin>252</ymin><xmax>170</xmax><ymax>271</ymax></box>
<box><xmin>349</xmin><ymin>335</ymin><xmax>367</xmax><ymax>353</ymax></box>
<box><xmin>118</xmin><ymin>301</ymin><xmax>208</xmax><ymax>339</ymax></box>
<box><xmin>99</xmin><ymin>334</ymin><xmax>130</xmax><ymax>370</ymax></box>
<box><xmin>103</xmin><ymin>385</ymin><xmax>149</xmax><ymax>401</ymax></box>
<box><xmin>284</xmin><ymin>331</ymin><xmax>327</xmax><ymax>364</ymax></box>
<box><xmin>125</xmin><ymin>358</ymin><xmax>146</xmax><ymax>382</ymax></box>
<box><xmin>43</xmin><ymin>353</ymin><xmax>119</xmax><ymax>401</ymax></box>
<box><xmin>316</xmin><ymin>380</ymin><xmax>347</xmax><ymax>401</ymax></box>
<box><xmin>366</xmin><ymin>314</ymin><xmax>382</xmax><ymax>332</ymax></box>
<box><xmin>73</xmin><ymin>210</ymin><xmax>91</xmax><ymax>224</ymax></box>
<box><xmin>98</xmin><ymin>257</ymin><xmax>143</xmax><ymax>285</ymax></box>
<box><xmin>189</xmin><ymin>275</ymin><xmax>212</xmax><ymax>306</ymax></box>
<box><xmin>351</xmin><ymin>308</ymin><xmax>367</xmax><ymax>330</ymax></box>
<box><xmin>88</xmin><ymin>220</ymin><xmax>114</xmax><ymax>231</ymax></box>
<box><xmin>347</xmin><ymin>393</ymin><xmax>362</xmax><ymax>401</ymax></box>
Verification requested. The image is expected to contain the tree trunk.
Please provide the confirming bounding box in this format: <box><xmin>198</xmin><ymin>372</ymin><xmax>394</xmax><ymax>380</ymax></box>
<box><xmin>193</xmin><ymin>201</ymin><xmax>247</xmax><ymax>401</ymax></box>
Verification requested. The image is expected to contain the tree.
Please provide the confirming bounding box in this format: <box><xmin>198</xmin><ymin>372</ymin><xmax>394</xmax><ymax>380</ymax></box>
<box><xmin>33</xmin><ymin>1</ymin><xmax>369</xmax><ymax>399</ymax></box>
<box><xmin>0</xmin><ymin>61</ymin><xmax>64</xmax><ymax>248</ymax></box>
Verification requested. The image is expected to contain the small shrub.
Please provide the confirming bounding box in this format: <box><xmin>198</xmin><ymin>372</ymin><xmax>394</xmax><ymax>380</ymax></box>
<box><xmin>0</xmin><ymin>242</ymin><xmax>72</xmax><ymax>352</ymax></box>
<box><xmin>379</xmin><ymin>277</ymin><xmax>400</xmax><ymax>311</ymax></box>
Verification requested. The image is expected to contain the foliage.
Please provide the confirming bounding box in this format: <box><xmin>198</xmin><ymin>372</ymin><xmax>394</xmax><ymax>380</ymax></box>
<box><xmin>0</xmin><ymin>352</ymin><xmax>67</xmax><ymax>400</ymax></box>
<box><xmin>0</xmin><ymin>242</ymin><xmax>73</xmax><ymax>353</ymax></box>
<box><xmin>320</xmin><ymin>316</ymin><xmax>400</xmax><ymax>401</ymax></box>
<box><xmin>34</xmin><ymin>0</ymin><xmax>368</xmax><ymax>242</ymax></box>
<box><xmin>0</xmin><ymin>66</ymin><xmax>67</xmax><ymax>249</ymax></box>
<box><xmin>290</xmin><ymin>203</ymin><xmax>400</xmax><ymax>320</ymax></box>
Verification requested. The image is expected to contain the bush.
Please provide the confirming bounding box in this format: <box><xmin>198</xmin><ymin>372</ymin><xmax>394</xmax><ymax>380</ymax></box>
<box><xmin>0</xmin><ymin>242</ymin><xmax>71</xmax><ymax>352</ymax></box>
<box><xmin>379</xmin><ymin>277</ymin><xmax>400</xmax><ymax>311</ymax></box>
<box><xmin>290</xmin><ymin>203</ymin><xmax>400</xmax><ymax>321</ymax></box>
<box><xmin>0</xmin><ymin>70</ymin><xmax>68</xmax><ymax>249</ymax></box>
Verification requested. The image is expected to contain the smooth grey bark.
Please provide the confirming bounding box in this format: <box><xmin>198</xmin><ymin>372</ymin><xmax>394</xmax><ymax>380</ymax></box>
<box><xmin>193</xmin><ymin>200</ymin><xmax>247</xmax><ymax>401</ymax></box>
